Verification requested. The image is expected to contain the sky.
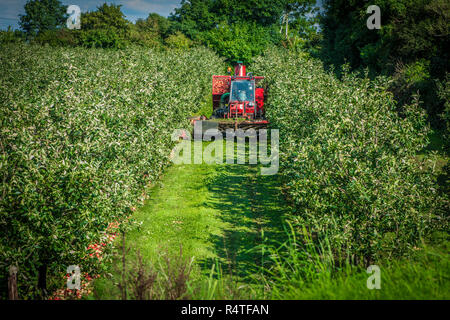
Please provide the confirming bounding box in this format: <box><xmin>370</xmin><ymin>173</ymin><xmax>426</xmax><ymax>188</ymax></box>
<box><xmin>0</xmin><ymin>0</ymin><xmax>181</xmax><ymax>30</ymax></box>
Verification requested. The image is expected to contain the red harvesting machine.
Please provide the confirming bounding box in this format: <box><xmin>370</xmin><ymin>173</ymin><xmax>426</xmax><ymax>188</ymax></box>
<box><xmin>209</xmin><ymin>61</ymin><xmax>268</xmax><ymax>130</ymax></box>
<box><xmin>212</xmin><ymin>61</ymin><xmax>266</xmax><ymax>120</ymax></box>
<box><xmin>189</xmin><ymin>61</ymin><xmax>268</xmax><ymax>133</ymax></box>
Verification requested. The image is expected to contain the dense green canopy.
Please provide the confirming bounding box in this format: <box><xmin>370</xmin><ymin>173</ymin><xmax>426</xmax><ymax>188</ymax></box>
<box><xmin>19</xmin><ymin>0</ymin><xmax>67</xmax><ymax>35</ymax></box>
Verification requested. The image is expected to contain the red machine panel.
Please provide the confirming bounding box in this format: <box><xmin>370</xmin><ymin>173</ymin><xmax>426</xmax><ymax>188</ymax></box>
<box><xmin>212</xmin><ymin>75</ymin><xmax>231</xmax><ymax>110</ymax></box>
<box><xmin>212</xmin><ymin>75</ymin><xmax>231</xmax><ymax>95</ymax></box>
<box><xmin>255</xmin><ymin>87</ymin><xmax>264</xmax><ymax>113</ymax></box>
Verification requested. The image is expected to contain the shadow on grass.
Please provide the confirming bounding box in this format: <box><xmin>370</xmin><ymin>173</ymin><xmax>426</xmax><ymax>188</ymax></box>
<box><xmin>199</xmin><ymin>163</ymin><xmax>291</xmax><ymax>282</ymax></box>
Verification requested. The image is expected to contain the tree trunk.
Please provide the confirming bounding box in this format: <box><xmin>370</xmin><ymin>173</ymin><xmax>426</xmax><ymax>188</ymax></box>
<box><xmin>121</xmin><ymin>231</ymin><xmax>127</xmax><ymax>300</ymax></box>
<box><xmin>285</xmin><ymin>13</ymin><xmax>289</xmax><ymax>39</ymax></box>
<box><xmin>8</xmin><ymin>265</ymin><xmax>19</xmax><ymax>300</ymax></box>
<box><xmin>280</xmin><ymin>15</ymin><xmax>285</xmax><ymax>34</ymax></box>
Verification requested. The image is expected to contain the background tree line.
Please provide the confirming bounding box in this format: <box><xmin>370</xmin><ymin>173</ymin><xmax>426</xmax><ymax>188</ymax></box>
<box><xmin>320</xmin><ymin>0</ymin><xmax>449</xmax><ymax>136</ymax></box>
<box><xmin>0</xmin><ymin>0</ymin><xmax>318</xmax><ymax>61</ymax></box>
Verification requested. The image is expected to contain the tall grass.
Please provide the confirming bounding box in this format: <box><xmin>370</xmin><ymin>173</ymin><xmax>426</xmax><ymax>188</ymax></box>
<box><xmin>186</xmin><ymin>224</ymin><xmax>449</xmax><ymax>300</ymax></box>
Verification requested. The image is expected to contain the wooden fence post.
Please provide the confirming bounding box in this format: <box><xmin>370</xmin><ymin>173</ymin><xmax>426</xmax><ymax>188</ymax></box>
<box><xmin>121</xmin><ymin>231</ymin><xmax>127</xmax><ymax>300</ymax></box>
<box><xmin>8</xmin><ymin>265</ymin><xmax>18</xmax><ymax>300</ymax></box>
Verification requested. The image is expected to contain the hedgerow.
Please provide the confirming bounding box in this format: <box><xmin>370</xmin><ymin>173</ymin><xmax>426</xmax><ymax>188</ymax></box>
<box><xmin>252</xmin><ymin>48</ymin><xmax>447</xmax><ymax>262</ymax></box>
<box><xmin>0</xmin><ymin>43</ymin><xmax>223</xmax><ymax>298</ymax></box>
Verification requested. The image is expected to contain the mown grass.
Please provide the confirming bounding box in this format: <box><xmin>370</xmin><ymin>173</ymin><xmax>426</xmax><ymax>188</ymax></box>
<box><xmin>91</xmin><ymin>141</ymin><xmax>290</xmax><ymax>299</ymax></box>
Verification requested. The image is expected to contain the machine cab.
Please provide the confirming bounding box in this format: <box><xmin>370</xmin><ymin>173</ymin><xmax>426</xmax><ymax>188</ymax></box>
<box><xmin>212</xmin><ymin>61</ymin><xmax>265</xmax><ymax>119</ymax></box>
<box><xmin>230</xmin><ymin>80</ymin><xmax>255</xmax><ymax>103</ymax></box>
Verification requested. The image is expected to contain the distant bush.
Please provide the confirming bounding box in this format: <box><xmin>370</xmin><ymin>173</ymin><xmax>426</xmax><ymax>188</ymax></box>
<box><xmin>33</xmin><ymin>29</ymin><xmax>79</xmax><ymax>47</ymax></box>
<box><xmin>253</xmin><ymin>48</ymin><xmax>447</xmax><ymax>262</ymax></box>
<box><xmin>129</xmin><ymin>26</ymin><xmax>163</xmax><ymax>48</ymax></box>
<box><xmin>81</xmin><ymin>3</ymin><xmax>129</xmax><ymax>33</ymax></box>
<box><xmin>78</xmin><ymin>3</ymin><xmax>129</xmax><ymax>49</ymax></box>
<box><xmin>437</xmin><ymin>73</ymin><xmax>450</xmax><ymax>139</ymax></box>
<box><xmin>201</xmin><ymin>22</ymin><xmax>279</xmax><ymax>64</ymax></box>
<box><xmin>164</xmin><ymin>31</ymin><xmax>192</xmax><ymax>50</ymax></box>
<box><xmin>0</xmin><ymin>28</ymin><xmax>25</xmax><ymax>44</ymax></box>
<box><xmin>131</xmin><ymin>12</ymin><xmax>170</xmax><ymax>48</ymax></box>
<box><xmin>390</xmin><ymin>60</ymin><xmax>443</xmax><ymax>126</ymax></box>
<box><xmin>79</xmin><ymin>28</ymin><xmax>127</xmax><ymax>49</ymax></box>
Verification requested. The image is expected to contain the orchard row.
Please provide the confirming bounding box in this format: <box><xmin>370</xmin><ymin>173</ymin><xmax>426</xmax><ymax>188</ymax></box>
<box><xmin>0</xmin><ymin>44</ymin><xmax>224</xmax><ymax>298</ymax></box>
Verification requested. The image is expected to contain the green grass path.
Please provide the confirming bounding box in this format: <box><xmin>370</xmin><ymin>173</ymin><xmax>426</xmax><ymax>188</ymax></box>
<box><xmin>93</xmin><ymin>142</ymin><xmax>290</xmax><ymax>298</ymax></box>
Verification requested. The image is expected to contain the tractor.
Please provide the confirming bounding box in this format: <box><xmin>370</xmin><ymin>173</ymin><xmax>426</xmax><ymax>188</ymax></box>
<box><xmin>189</xmin><ymin>61</ymin><xmax>268</xmax><ymax>133</ymax></box>
<box><xmin>212</xmin><ymin>61</ymin><xmax>266</xmax><ymax>121</ymax></box>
